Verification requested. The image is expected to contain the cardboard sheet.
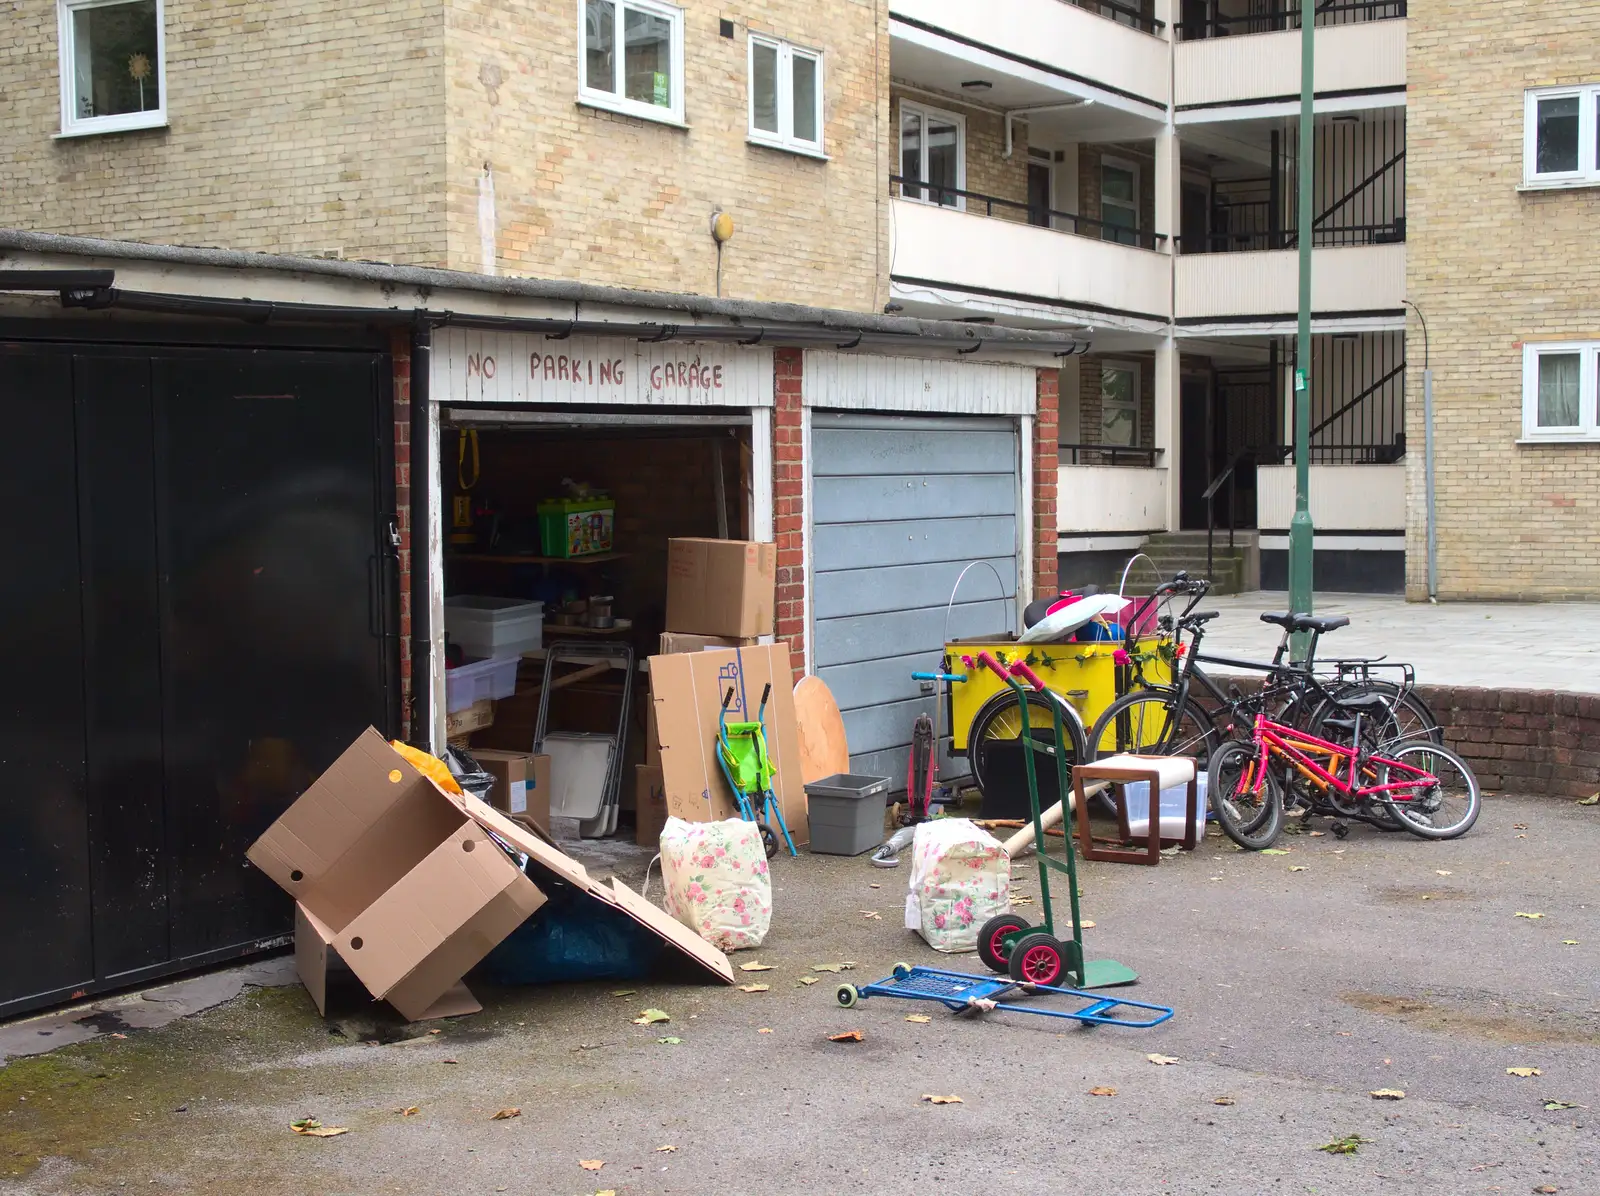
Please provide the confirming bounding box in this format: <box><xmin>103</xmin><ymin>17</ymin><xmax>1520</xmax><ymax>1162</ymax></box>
<box><xmin>793</xmin><ymin>675</ymin><xmax>851</xmax><ymax>783</ymax></box>
<box><xmin>647</xmin><ymin>642</ymin><xmax>809</xmax><ymax>845</ymax></box>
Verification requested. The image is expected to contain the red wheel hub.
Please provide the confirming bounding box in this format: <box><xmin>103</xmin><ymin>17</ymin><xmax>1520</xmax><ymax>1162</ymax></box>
<box><xmin>1020</xmin><ymin>944</ymin><xmax>1061</xmax><ymax>985</ymax></box>
<box><xmin>989</xmin><ymin>922</ymin><xmax>1018</xmax><ymax>960</ymax></box>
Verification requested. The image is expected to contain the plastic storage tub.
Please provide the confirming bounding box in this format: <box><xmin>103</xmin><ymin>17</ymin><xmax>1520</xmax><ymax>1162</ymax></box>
<box><xmin>538</xmin><ymin>497</ymin><xmax>615</xmax><ymax>558</ymax></box>
<box><xmin>803</xmin><ymin>773</ymin><xmax>892</xmax><ymax>855</ymax></box>
<box><xmin>445</xmin><ymin>596</ymin><xmax>544</xmax><ymax>658</ymax></box>
<box><xmin>445</xmin><ymin>656</ymin><xmax>520</xmax><ymax>714</ymax></box>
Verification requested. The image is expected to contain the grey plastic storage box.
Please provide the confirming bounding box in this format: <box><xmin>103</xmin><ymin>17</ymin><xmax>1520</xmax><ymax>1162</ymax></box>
<box><xmin>804</xmin><ymin>773</ymin><xmax>892</xmax><ymax>855</ymax></box>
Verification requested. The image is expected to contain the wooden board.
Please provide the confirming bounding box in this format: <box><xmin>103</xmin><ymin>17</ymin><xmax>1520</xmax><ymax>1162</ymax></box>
<box><xmin>793</xmin><ymin>675</ymin><xmax>850</xmax><ymax>783</ymax></box>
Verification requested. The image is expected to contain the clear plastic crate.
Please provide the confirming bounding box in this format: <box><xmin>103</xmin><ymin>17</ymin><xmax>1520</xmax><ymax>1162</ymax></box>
<box><xmin>445</xmin><ymin>596</ymin><xmax>544</xmax><ymax>659</ymax></box>
<box><xmin>445</xmin><ymin>655</ymin><xmax>520</xmax><ymax>713</ymax></box>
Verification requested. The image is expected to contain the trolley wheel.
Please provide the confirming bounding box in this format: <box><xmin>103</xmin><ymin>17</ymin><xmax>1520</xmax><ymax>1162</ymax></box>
<box><xmin>892</xmin><ymin>962</ymin><xmax>913</xmax><ymax>980</ymax></box>
<box><xmin>756</xmin><ymin>821</ymin><xmax>779</xmax><ymax>859</ymax></box>
<box><xmin>977</xmin><ymin>913</ymin><xmax>1032</xmax><ymax>974</ymax></box>
<box><xmin>835</xmin><ymin>984</ymin><xmax>859</xmax><ymax>1009</ymax></box>
<box><xmin>1007</xmin><ymin>932</ymin><xmax>1067</xmax><ymax>987</ymax></box>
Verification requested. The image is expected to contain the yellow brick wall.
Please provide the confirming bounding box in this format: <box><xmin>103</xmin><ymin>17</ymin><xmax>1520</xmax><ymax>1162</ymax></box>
<box><xmin>888</xmin><ymin>87</ymin><xmax>1028</xmax><ymax>218</ymax></box>
<box><xmin>0</xmin><ymin>1</ymin><xmax>448</xmax><ymax>263</ymax></box>
<box><xmin>447</xmin><ymin>1</ymin><xmax>889</xmax><ymax>311</ymax></box>
<box><xmin>1407</xmin><ymin>2</ymin><xmax>1600</xmax><ymax>600</ymax></box>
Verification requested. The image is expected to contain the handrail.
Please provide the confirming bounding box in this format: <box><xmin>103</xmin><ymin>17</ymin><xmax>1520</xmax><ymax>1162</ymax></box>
<box><xmin>889</xmin><ymin>175</ymin><xmax>1168</xmax><ymax>252</ymax></box>
<box><xmin>1312</xmin><ymin>148</ymin><xmax>1406</xmax><ymax>229</ymax></box>
<box><xmin>1056</xmin><ymin>0</ymin><xmax>1166</xmax><ymax>35</ymax></box>
<box><xmin>1204</xmin><ymin>448</ymin><xmax>1257</xmax><ymax>579</ymax></box>
<box><xmin>1308</xmin><ymin>362</ymin><xmax>1406</xmax><ymax>438</ymax></box>
<box><xmin>1060</xmin><ymin>443</ymin><xmax>1165</xmax><ymax>467</ymax></box>
<box><xmin>1177</xmin><ymin>0</ymin><xmax>1404</xmax><ymax>40</ymax></box>
<box><xmin>1179</xmin><ymin>218</ymin><xmax>1404</xmax><ymax>254</ymax></box>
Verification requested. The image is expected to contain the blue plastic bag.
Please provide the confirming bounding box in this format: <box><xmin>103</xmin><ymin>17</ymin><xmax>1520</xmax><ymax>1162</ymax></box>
<box><xmin>479</xmin><ymin>883</ymin><xmax>663</xmax><ymax>985</ymax></box>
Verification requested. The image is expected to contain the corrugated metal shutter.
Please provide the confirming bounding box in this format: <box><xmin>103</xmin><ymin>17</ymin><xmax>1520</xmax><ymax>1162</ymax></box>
<box><xmin>811</xmin><ymin>412</ymin><xmax>1020</xmax><ymax>788</ymax></box>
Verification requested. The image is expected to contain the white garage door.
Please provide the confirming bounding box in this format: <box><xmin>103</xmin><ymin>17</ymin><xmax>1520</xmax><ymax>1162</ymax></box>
<box><xmin>811</xmin><ymin>412</ymin><xmax>1022</xmax><ymax>787</ymax></box>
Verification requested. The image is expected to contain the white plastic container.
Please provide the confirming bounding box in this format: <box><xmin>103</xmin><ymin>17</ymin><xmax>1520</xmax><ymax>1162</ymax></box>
<box><xmin>444</xmin><ymin>656</ymin><xmax>520</xmax><ymax>713</ymax></box>
<box><xmin>1121</xmin><ymin>772</ymin><xmax>1209</xmax><ymax>840</ymax></box>
<box><xmin>445</xmin><ymin>596</ymin><xmax>544</xmax><ymax>659</ymax></box>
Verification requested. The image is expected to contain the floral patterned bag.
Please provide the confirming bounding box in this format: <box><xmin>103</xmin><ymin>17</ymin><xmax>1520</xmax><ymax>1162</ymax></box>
<box><xmin>660</xmin><ymin>816</ymin><xmax>772</xmax><ymax>951</ymax></box>
<box><xmin>904</xmin><ymin>818</ymin><xmax>1009</xmax><ymax>953</ymax></box>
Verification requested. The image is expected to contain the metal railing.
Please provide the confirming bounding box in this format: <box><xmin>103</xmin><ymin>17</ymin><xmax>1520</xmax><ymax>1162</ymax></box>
<box><xmin>1265</xmin><ymin>442</ymin><xmax>1407</xmax><ymax>465</ymax></box>
<box><xmin>890</xmin><ymin>176</ymin><xmax>1168</xmax><ymax>252</ymax></box>
<box><xmin>1057</xmin><ymin>0</ymin><xmax>1165</xmax><ymax>36</ymax></box>
<box><xmin>1060</xmin><ymin>444</ymin><xmax>1165</xmax><ymax>467</ymax></box>
<box><xmin>1203</xmin><ymin>447</ymin><xmax>1256</xmax><ymax>578</ymax></box>
<box><xmin>1178</xmin><ymin>0</ymin><xmax>1405</xmax><ymax>41</ymax></box>
<box><xmin>1183</xmin><ymin>216</ymin><xmax>1405</xmax><ymax>252</ymax></box>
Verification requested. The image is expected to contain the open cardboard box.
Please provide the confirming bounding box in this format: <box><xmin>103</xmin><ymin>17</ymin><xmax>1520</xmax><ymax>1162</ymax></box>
<box><xmin>647</xmin><ymin>642</ymin><xmax>808</xmax><ymax>845</ymax></box>
<box><xmin>249</xmin><ymin>729</ymin><xmax>732</xmax><ymax>1022</ymax></box>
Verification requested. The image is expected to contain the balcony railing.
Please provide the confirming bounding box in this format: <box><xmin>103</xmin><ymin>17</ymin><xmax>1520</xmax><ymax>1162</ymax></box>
<box><xmin>1184</xmin><ymin>216</ymin><xmax>1405</xmax><ymax>253</ymax></box>
<box><xmin>1056</xmin><ymin>0</ymin><xmax>1165</xmax><ymax>37</ymax></box>
<box><xmin>890</xmin><ymin>177</ymin><xmax>1167</xmax><ymax>252</ymax></box>
<box><xmin>1061</xmin><ymin>443</ymin><xmax>1164</xmax><ymax>467</ymax></box>
<box><xmin>1178</xmin><ymin>0</ymin><xmax>1404</xmax><ymax>42</ymax></box>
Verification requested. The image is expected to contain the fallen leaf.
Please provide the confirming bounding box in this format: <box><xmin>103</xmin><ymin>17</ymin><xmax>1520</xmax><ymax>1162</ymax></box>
<box><xmin>655</xmin><ymin>1144</ymin><xmax>678</xmax><ymax>1152</ymax></box>
<box><xmin>921</xmin><ymin>1094</ymin><xmax>963</xmax><ymax>1104</ymax></box>
<box><xmin>1421</xmin><ymin>895</ymin><xmax>1433</xmax><ymax>901</ymax></box>
<box><xmin>1533</xmin><ymin>1185</ymin><xmax>1559</xmax><ymax>1194</ymax></box>
<box><xmin>860</xmin><ymin>911</ymin><xmax>882</xmax><ymax>920</ymax></box>
<box><xmin>1506</xmin><ymin>1067</ymin><xmax>1542</xmax><ymax>1077</ymax></box>
<box><xmin>869</xmin><ymin>883</ymin><xmax>881</xmax><ymax>889</ymax></box>
<box><xmin>632</xmin><ymin>1009</ymin><xmax>671</xmax><ymax>1025</ymax></box>
<box><xmin>757</xmin><ymin>1027</ymin><xmax>772</xmax><ymax>1034</ymax></box>
<box><xmin>1436</xmin><ymin>870</ymin><xmax>1453</xmax><ymax>876</ymax></box>
<box><xmin>1079</xmin><ymin>920</ymin><xmax>1095</xmax><ymax>929</ymax></box>
<box><xmin>396</xmin><ymin>1106</ymin><xmax>420</xmax><ymax>1117</ymax></box>
<box><xmin>109</xmin><ymin>1032</ymin><xmax>128</xmax><ymax>1040</ymax></box>
<box><xmin>1289</xmin><ymin>865</ymin><xmax>1308</xmax><ymax>872</ymax></box>
<box><xmin>441</xmin><ymin>1058</ymin><xmax>459</xmax><ymax>1065</ymax></box>
<box><xmin>905</xmin><ymin>1014</ymin><xmax>931</xmax><ymax>1024</ymax></box>
<box><xmin>738</xmin><ymin>984</ymin><xmax>770</xmax><ymax>994</ymax></box>
<box><xmin>1309</xmin><ymin>830</ymin><xmax>1325</xmax><ymax>837</ymax></box>
<box><xmin>811</xmin><ymin>962</ymin><xmax>856</xmax><ymax>973</ymax></box>
<box><xmin>574</xmin><ymin>1043</ymin><xmax>600</xmax><ymax>1051</ymax></box>
<box><xmin>1213</xmin><ymin>1096</ymin><xmax>1236</xmax><ymax>1106</ymax></box>
<box><xmin>428</xmin><ymin>1028</ymin><xmax>442</xmax><ymax>1035</ymax></box>
<box><xmin>1146</xmin><ymin>1053</ymin><xmax>1181</xmax><ymax>1066</ymax></box>
<box><xmin>490</xmin><ymin>1108</ymin><xmax>521</xmax><ymax>1120</ymax></box>
<box><xmin>1577</xmin><ymin>793</ymin><xmax>1599</xmax><ymax>806</ymax></box>
<box><xmin>1088</xmin><ymin>1086</ymin><xmax>1117</xmax><ymax>1097</ymax></box>
<box><xmin>1512</xmin><ymin>823</ymin><xmax>1529</xmax><ymax>830</ymax></box>
<box><xmin>579</xmin><ymin>1159</ymin><xmax>605</xmax><ymax>1171</ymax></box>
<box><xmin>1543</xmin><ymin>1100</ymin><xmax>1582</xmax><ymax>1111</ymax></box>
<box><xmin>1515</xmin><ymin>912</ymin><xmax>1546</xmax><ymax>919</ymax></box>
<box><xmin>1317</xmin><ymin>1134</ymin><xmax>1371</xmax><ymax>1155</ymax></box>
<box><xmin>1370</xmin><ymin>1089</ymin><xmax>1406</xmax><ymax>1100</ymax></box>
<box><xmin>797</xmin><ymin>977</ymin><xmax>819</xmax><ymax>986</ymax></box>
<box><xmin>738</xmin><ymin>962</ymin><xmax>774</xmax><ymax>972</ymax></box>
<box><xmin>656</xmin><ymin>1036</ymin><xmax>682</xmax><ymax>1045</ymax></box>
<box><xmin>289</xmin><ymin>1118</ymin><xmax>349</xmax><ymax>1138</ymax></box>
<box><xmin>610</xmin><ymin>989</ymin><xmax>637</xmax><ymax>997</ymax></box>
<box><xmin>1561</xmin><ymin>940</ymin><xmax>1579</xmax><ymax>946</ymax></box>
<box><xmin>1261</xmin><ymin>848</ymin><xmax>1291</xmax><ymax>855</ymax></box>
<box><xmin>828</xmin><ymin>1030</ymin><xmax>864</xmax><ymax>1043</ymax></box>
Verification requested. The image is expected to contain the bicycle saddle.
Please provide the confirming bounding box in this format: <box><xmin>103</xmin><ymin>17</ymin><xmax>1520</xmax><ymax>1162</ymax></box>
<box><xmin>1259</xmin><ymin>612</ymin><xmax>1350</xmax><ymax>634</ymax></box>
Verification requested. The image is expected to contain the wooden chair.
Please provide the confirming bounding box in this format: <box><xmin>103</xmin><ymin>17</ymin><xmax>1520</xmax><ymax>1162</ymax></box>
<box><xmin>1071</xmin><ymin>754</ymin><xmax>1199</xmax><ymax>866</ymax></box>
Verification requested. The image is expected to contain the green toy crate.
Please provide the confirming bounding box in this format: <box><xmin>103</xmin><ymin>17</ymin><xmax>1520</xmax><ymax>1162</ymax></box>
<box><xmin>538</xmin><ymin>496</ymin><xmax>615</xmax><ymax>558</ymax></box>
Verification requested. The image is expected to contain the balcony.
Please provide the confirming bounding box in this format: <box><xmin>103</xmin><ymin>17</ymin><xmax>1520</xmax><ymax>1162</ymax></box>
<box><xmin>1175</xmin><ymin>14</ymin><xmax>1406</xmax><ymax>110</ymax></box>
<box><xmin>1059</xmin><ymin>462</ymin><xmax>1169</xmax><ymax>535</ymax></box>
<box><xmin>1257</xmin><ymin>462</ymin><xmax>1405</xmax><ymax>531</ymax></box>
<box><xmin>1174</xmin><ymin>243</ymin><xmax>1405</xmax><ymax>320</ymax></box>
<box><xmin>890</xmin><ymin>0</ymin><xmax>1170</xmax><ymax>116</ymax></box>
<box><xmin>889</xmin><ymin>186</ymin><xmax>1172</xmax><ymax>324</ymax></box>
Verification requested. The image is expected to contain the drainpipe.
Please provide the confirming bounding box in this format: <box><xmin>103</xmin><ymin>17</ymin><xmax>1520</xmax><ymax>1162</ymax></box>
<box><xmin>409</xmin><ymin>316</ymin><xmax>433</xmax><ymax>745</ymax></box>
<box><xmin>1403</xmin><ymin>300</ymin><xmax>1435</xmax><ymax>602</ymax></box>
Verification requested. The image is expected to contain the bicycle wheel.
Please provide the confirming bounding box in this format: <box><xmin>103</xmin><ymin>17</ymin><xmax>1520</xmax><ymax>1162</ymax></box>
<box><xmin>1208</xmin><ymin>739</ymin><xmax>1284</xmax><ymax>850</ymax></box>
<box><xmin>1377</xmin><ymin>741</ymin><xmax>1480</xmax><ymax>840</ymax></box>
<box><xmin>1304</xmin><ymin>698</ymin><xmax>1406</xmax><ymax>830</ymax></box>
<box><xmin>1321</xmin><ymin>679</ymin><xmax>1444</xmax><ymax>747</ymax></box>
<box><xmin>968</xmin><ymin>689</ymin><xmax>1088</xmax><ymax>801</ymax></box>
<box><xmin>1088</xmin><ymin>688</ymin><xmax>1218</xmax><ymax>767</ymax></box>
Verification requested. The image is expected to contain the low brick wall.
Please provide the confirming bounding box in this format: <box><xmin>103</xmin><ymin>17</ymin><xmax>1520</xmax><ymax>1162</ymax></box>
<box><xmin>1422</xmin><ymin>686</ymin><xmax>1600</xmax><ymax>800</ymax></box>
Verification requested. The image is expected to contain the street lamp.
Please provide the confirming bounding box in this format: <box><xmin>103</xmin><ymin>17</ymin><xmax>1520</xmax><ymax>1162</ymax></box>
<box><xmin>1288</xmin><ymin>0</ymin><xmax>1316</xmax><ymax>658</ymax></box>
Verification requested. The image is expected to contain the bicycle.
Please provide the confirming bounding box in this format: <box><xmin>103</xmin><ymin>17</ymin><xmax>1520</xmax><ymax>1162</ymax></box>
<box><xmin>1208</xmin><ymin>703</ymin><xmax>1480</xmax><ymax>849</ymax></box>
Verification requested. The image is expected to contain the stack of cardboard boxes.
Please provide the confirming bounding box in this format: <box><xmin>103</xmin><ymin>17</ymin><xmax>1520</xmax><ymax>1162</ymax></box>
<box><xmin>639</xmin><ymin>538</ymin><xmax>808</xmax><ymax>848</ymax></box>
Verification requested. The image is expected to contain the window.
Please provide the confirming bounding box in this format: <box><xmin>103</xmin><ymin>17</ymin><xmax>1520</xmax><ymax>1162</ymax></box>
<box><xmin>579</xmin><ymin>0</ymin><xmax>684</xmax><ymax>125</ymax></box>
<box><xmin>748</xmin><ymin>36</ymin><xmax>823</xmax><ymax>155</ymax></box>
<box><xmin>57</xmin><ymin>0</ymin><xmax>166</xmax><ymax>137</ymax></box>
<box><xmin>1522</xmin><ymin>343</ymin><xmax>1600</xmax><ymax>441</ymax></box>
<box><xmin>899</xmin><ymin>103</ymin><xmax>964</xmax><ymax>208</ymax></box>
<box><xmin>1523</xmin><ymin>84</ymin><xmax>1600</xmax><ymax>187</ymax></box>
<box><xmin>1100</xmin><ymin>156</ymin><xmax>1140</xmax><ymax>246</ymax></box>
<box><xmin>1100</xmin><ymin>362</ymin><xmax>1140</xmax><ymax>447</ymax></box>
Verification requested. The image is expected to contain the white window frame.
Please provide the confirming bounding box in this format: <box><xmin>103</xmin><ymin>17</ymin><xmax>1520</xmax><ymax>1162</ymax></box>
<box><xmin>57</xmin><ymin>0</ymin><xmax>167</xmax><ymax>138</ymax></box>
<box><xmin>746</xmin><ymin>35</ymin><xmax>825</xmax><ymax>158</ymax></box>
<box><xmin>1522</xmin><ymin>84</ymin><xmax>1600</xmax><ymax>189</ymax></box>
<box><xmin>1521</xmin><ymin>342</ymin><xmax>1600</xmax><ymax>443</ymax></box>
<box><xmin>577</xmin><ymin>0</ymin><xmax>686</xmax><ymax>127</ymax></box>
<box><xmin>898</xmin><ymin>101</ymin><xmax>966</xmax><ymax>211</ymax></box>
<box><xmin>1100</xmin><ymin>154</ymin><xmax>1142</xmax><ymax>245</ymax></box>
<box><xmin>1100</xmin><ymin>360</ymin><xmax>1141</xmax><ymax>447</ymax></box>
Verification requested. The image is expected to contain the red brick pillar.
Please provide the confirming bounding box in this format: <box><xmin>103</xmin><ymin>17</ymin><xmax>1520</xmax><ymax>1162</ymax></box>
<box><xmin>391</xmin><ymin>329</ymin><xmax>414</xmax><ymax>739</ymax></box>
<box><xmin>773</xmin><ymin>348</ymin><xmax>806</xmax><ymax>684</ymax></box>
<box><xmin>1033</xmin><ymin>367</ymin><xmax>1060</xmax><ymax>600</ymax></box>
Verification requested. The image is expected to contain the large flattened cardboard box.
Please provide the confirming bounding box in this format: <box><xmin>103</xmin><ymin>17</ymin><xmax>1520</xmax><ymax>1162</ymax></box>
<box><xmin>247</xmin><ymin>729</ymin><xmax>548</xmax><ymax>1021</ymax></box>
<box><xmin>665</xmin><ymin>538</ymin><xmax>776</xmax><ymax>638</ymax></box>
<box><xmin>647</xmin><ymin>642</ymin><xmax>808</xmax><ymax>845</ymax></box>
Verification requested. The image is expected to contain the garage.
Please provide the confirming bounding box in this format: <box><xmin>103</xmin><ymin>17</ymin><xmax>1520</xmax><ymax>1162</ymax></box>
<box><xmin>810</xmin><ymin>411</ymin><xmax>1025</xmax><ymax>787</ymax></box>
<box><xmin>0</xmin><ymin>335</ymin><xmax>399</xmax><ymax>1018</ymax></box>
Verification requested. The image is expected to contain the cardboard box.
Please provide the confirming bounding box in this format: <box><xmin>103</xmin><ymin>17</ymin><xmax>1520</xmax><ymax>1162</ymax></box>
<box><xmin>446</xmin><ymin>697</ymin><xmax>494</xmax><ymax>739</ymax></box>
<box><xmin>470</xmin><ymin>749</ymin><xmax>552</xmax><ymax>832</ymax></box>
<box><xmin>248</xmin><ymin>729</ymin><xmax>547</xmax><ymax>1021</ymax></box>
<box><xmin>665</xmin><ymin>538</ymin><xmax>776</xmax><ymax>638</ymax></box>
<box><xmin>645</xmin><ymin>696</ymin><xmax>661</xmax><ymax>767</ymax></box>
<box><xmin>647</xmin><ymin>642</ymin><xmax>808</xmax><ymax>845</ymax></box>
<box><xmin>635</xmin><ymin>764</ymin><xmax>667</xmax><ymax>847</ymax></box>
<box><xmin>658</xmin><ymin>631</ymin><xmax>759</xmax><ymax>655</ymax></box>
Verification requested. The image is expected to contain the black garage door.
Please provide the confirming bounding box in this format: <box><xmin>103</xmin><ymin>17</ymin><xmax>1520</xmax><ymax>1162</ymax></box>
<box><xmin>0</xmin><ymin>340</ymin><xmax>398</xmax><ymax>1017</ymax></box>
